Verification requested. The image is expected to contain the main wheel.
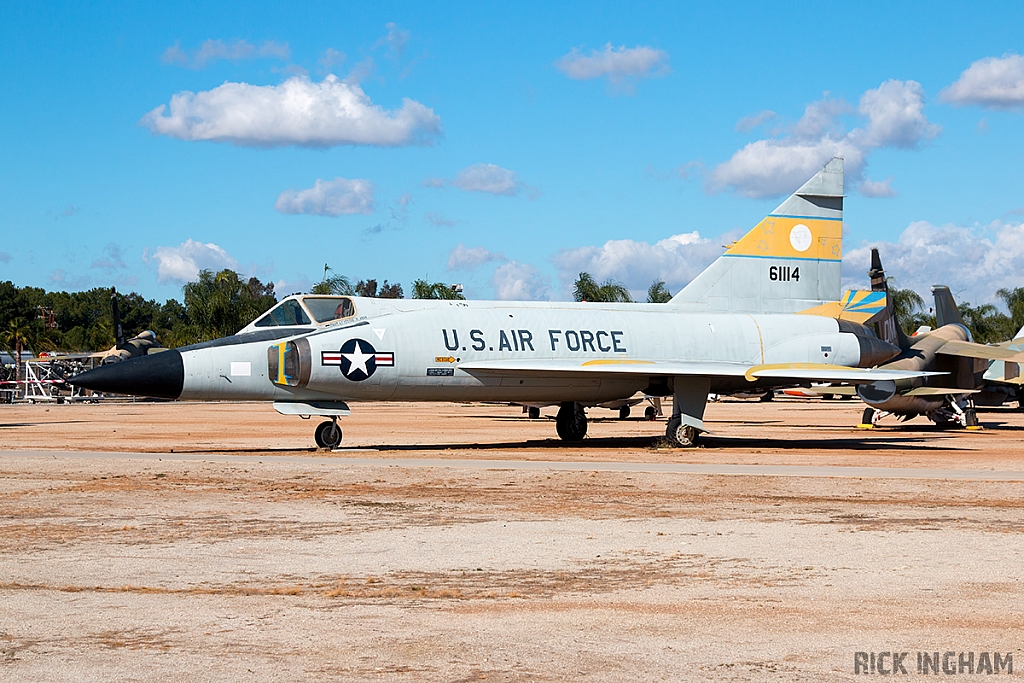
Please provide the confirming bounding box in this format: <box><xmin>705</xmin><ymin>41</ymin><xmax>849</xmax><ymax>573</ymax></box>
<box><xmin>314</xmin><ymin>420</ymin><xmax>342</xmax><ymax>449</ymax></box>
<box><xmin>618</xmin><ymin>406</ymin><xmax>631</xmax><ymax>420</ymax></box>
<box><xmin>555</xmin><ymin>403</ymin><xmax>587</xmax><ymax>441</ymax></box>
<box><xmin>527</xmin><ymin>406</ymin><xmax>541</xmax><ymax>420</ymax></box>
<box><xmin>665</xmin><ymin>417</ymin><xmax>699</xmax><ymax>447</ymax></box>
<box><xmin>861</xmin><ymin>407</ymin><xmax>875</xmax><ymax>425</ymax></box>
<box><xmin>965</xmin><ymin>409</ymin><xmax>979</xmax><ymax>428</ymax></box>
<box><xmin>644</xmin><ymin>406</ymin><xmax>657</xmax><ymax>421</ymax></box>
<box><xmin>759</xmin><ymin>391</ymin><xmax>774</xmax><ymax>402</ymax></box>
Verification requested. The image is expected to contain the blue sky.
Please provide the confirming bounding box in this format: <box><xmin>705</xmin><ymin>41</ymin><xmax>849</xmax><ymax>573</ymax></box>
<box><xmin>2</xmin><ymin>1</ymin><xmax>1023</xmax><ymax>307</ymax></box>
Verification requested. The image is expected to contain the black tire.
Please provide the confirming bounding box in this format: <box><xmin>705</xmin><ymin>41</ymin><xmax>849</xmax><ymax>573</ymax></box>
<box><xmin>665</xmin><ymin>416</ymin><xmax>699</xmax><ymax>447</ymax></box>
<box><xmin>644</xmin><ymin>406</ymin><xmax>657</xmax><ymax>421</ymax></box>
<box><xmin>618</xmin><ymin>406</ymin><xmax>630</xmax><ymax>420</ymax></box>
<box><xmin>861</xmin><ymin>407</ymin><xmax>875</xmax><ymax>425</ymax></box>
<box><xmin>965</xmin><ymin>409</ymin><xmax>979</xmax><ymax>428</ymax></box>
<box><xmin>555</xmin><ymin>403</ymin><xmax>587</xmax><ymax>441</ymax></box>
<box><xmin>314</xmin><ymin>420</ymin><xmax>342</xmax><ymax>449</ymax></box>
<box><xmin>759</xmin><ymin>391</ymin><xmax>774</xmax><ymax>402</ymax></box>
<box><xmin>527</xmin><ymin>406</ymin><xmax>541</xmax><ymax>420</ymax></box>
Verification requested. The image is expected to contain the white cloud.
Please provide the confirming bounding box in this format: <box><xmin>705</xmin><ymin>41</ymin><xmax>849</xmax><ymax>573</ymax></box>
<box><xmin>553</xmin><ymin>231</ymin><xmax>725</xmax><ymax>299</ymax></box>
<box><xmin>90</xmin><ymin>243</ymin><xmax>127</xmax><ymax>270</ymax></box>
<box><xmin>146</xmin><ymin>239</ymin><xmax>240</xmax><ymax>285</ymax></box>
<box><xmin>709</xmin><ymin>136</ymin><xmax>865</xmax><ymax>199</ymax></box>
<box><xmin>161</xmin><ymin>39</ymin><xmax>290</xmax><ymax>69</ymax></box>
<box><xmin>491</xmin><ymin>261</ymin><xmax>550</xmax><ymax>300</ymax></box>
<box><xmin>855</xmin><ymin>79</ymin><xmax>940</xmax><ymax>148</ymax></box>
<box><xmin>859</xmin><ymin>177</ymin><xmax>897</xmax><ymax>198</ymax></box>
<box><xmin>554</xmin><ymin>44</ymin><xmax>669</xmax><ymax>92</ymax></box>
<box><xmin>447</xmin><ymin>244</ymin><xmax>506</xmax><ymax>271</ymax></box>
<box><xmin>274</xmin><ymin>275</ymin><xmax>313</xmax><ymax>298</ymax></box>
<box><xmin>941</xmin><ymin>54</ymin><xmax>1024</xmax><ymax>109</ymax></box>
<box><xmin>274</xmin><ymin>178</ymin><xmax>375</xmax><ymax>217</ymax></box>
<box><xmin>140</xmin><ymin>74</ymin><xmax>442</xmax><ymax>148</ymax></box>
<box><xmin>708</xmin><ymin>81</ymin><xmax>938</xmax><ymax>198</ymax></box>
<box><xmin>735</xmin><ymin>110</ymin><xmax>777</xmax><ymax>133</ymax></box>
<box><xmin>843</xmin><ymin>220</ymin><xmax>1024</xmax><ymax>305</ymax></box>
<box><xmin>452</xmin><ymin>163</ymin><xmax>524</xmax><ymax>196</ymax></box>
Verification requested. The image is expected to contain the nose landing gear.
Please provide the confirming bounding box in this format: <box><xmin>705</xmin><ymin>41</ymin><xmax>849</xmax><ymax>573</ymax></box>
<box><xmin>555</xmin><ymin>402</ymin><xmax>588</xmax><ymax>441</ymax></box>
<box><xmin>314</xmin><ymin>418</ymin><xmax>343</xmax><ymax>449</ymax></box>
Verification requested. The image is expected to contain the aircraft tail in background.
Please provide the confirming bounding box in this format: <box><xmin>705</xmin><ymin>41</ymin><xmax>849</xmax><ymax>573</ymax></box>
<box><xmin>932</xmin><ymin>285</ymin><xmax>965</xmax><ymax>328</ymax></box>
<box><xmin>867</xmin><ymin>248</ymin><xmax>912</xmax><ymax>350</ymax></box>
<box><xmin>670</xmin><ymin>157</ymin><xmax>843</xmax><ymax>313</ymax></box>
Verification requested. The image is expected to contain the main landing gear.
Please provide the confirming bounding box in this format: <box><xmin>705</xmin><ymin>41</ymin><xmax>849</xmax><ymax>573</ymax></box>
<box><xmin>314</xmin><ymin>418</ymin><xmax>343</xmax><ymax>449</ymax></box>
<box><xmin>664</xmin><ymin>377</ymin><xmax>710</xmax><ymax>448</ymax></box>
<box><xmin>665</xmin><ymin>416</ymin><xmax>700</xmax><ymax>447</ymax></box>
<box><xmin>555</xmin><ymin>402</ymin><xmax>588</xmax><ymax>441</ymax></box>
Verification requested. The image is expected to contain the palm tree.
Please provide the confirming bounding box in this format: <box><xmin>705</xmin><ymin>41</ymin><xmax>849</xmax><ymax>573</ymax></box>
<box><xmin>573</xmin><ymin>272</ymin><xmax>632</xmax><ymax>303</ymax></box>
<box><xmin>997</xmin><ymin>287</ymin><xmax>1024</xmax><ymax>334</ymax></box>
<box><xmin>647</xmin><ymin>280</ymin><xmax>672</xmax><ymax>303</ymax></box>
<box><xmin>311</xmin><ymin>264</ymin><xmax>354</xmax><ymax>296</ymax></box>
<box><xmin>1</xmin><ymin>317</ymin><xmax>55</xmax><ymax>392</ymax></box>
<box><xmin>889</xmin><ymin>287</ymin><xmax>933</xmax><ymax>334</ymax></box>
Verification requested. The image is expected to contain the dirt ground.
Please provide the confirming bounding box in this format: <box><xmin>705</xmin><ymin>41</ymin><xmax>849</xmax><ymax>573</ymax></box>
<box><xmin>2</xmin><ymin>398</ymin><xmax>1023</xmax><ymax>681</ymax></box>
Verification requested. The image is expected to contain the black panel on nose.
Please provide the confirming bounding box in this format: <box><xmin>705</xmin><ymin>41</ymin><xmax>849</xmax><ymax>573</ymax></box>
<box><xmin>70</xmin><ymin>350</ymin><xmax>184</xmax><ymax>400</ymax></box>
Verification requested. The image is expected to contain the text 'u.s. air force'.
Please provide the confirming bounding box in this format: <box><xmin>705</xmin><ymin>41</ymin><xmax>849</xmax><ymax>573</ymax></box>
<box><xmin>441</xmin><ymin>329</ymin><xmax>627</xmax><ymax>353</ymax></box>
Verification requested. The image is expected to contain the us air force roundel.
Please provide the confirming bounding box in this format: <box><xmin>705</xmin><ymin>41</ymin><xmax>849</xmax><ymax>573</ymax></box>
<box><xmin>321</xmin><ymin>339</ymin><xmax>394</xmax><ymax>381</ymax></box>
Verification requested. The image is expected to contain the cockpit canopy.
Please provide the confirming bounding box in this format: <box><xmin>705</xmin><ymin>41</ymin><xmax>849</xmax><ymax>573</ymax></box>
<box><xmin>252</xmin><ymin>296</ymin><xmax>356</xmax><ymax>329</ymax></box>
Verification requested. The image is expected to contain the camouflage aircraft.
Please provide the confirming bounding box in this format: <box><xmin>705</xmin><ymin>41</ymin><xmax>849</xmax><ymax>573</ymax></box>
<box><xmin>855</xmin><ymin>250</ymin><xmax>1024</xmax><ymax>428</ymax></box>
<box><xmin>71</xmin><ymin>158</ymin><xmax>937</xmax><ymax>448</ymax></box>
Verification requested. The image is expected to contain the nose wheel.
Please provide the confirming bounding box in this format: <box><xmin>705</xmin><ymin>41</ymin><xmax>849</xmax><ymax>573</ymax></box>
<box><xmin>314</xmin><ymin>419</ymin><xmax>343</xmax><ymax>449</ymax></box>
<box><xmin>555</xmin><ymin>402</ymin><xmax>588</xmax><ymax>441</ymax></box>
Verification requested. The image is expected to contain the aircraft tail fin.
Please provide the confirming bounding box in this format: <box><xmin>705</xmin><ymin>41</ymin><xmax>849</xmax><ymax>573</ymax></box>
<box><xmin>868</xmin><ymin>248</ymin><xmax>912</xmax><ymax>350</ymax></box>
<box><xmin>932</xmin><ymin>286</ymin><xmax>964</xmax><ymax>327</ymax></box>
<box><xmin>670</xmin><ymin>157</ymin><xmax>844</xmax><ymax>313</ymax></box>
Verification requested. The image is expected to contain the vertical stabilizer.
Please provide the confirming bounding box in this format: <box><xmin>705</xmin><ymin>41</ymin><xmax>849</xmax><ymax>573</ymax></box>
<box><xmin>868</xmin><ymin>248</ymin><xmax>911</xmax><ymax>350</ymax></box>
<box><xmin>932</xmin><ymin>286</ymin><xmax>964</xmax><ymax>328</ymax></box>
<box><xmin>670</xmin><ymin>157</ymin><xmax>844</xmax><ymax>313</ymax></box>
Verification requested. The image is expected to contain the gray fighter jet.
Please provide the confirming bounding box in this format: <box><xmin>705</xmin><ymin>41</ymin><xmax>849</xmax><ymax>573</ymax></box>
<box><xmin>71</xmin><ymin>158</ymin><xmax>937</xmax><ymax>447</ymax></box>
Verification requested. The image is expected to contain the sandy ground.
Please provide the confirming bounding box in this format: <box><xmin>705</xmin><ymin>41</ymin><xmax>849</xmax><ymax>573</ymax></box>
<box><xmin>2</xmin><ymin>399</ymin><xmax>1023</xmax><ymax>681</ymax></box>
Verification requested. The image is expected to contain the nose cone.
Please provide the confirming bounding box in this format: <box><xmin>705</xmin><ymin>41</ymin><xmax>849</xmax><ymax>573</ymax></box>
<box><xmin>71</xmin><ymin>350</ymin><xmax>184</xmax><ymax>399</ymax></box>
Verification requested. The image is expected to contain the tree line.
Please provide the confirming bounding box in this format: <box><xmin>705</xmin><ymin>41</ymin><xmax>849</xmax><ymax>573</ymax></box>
<box><xmin>0</xmin><ymin>268</ymin><xmax>467</xmax><ymax>357</ymax></box>
<box><xmin>1</xmin><ymin>268</ymin><xmax>1021</xmax><ymax>358</ymax></box>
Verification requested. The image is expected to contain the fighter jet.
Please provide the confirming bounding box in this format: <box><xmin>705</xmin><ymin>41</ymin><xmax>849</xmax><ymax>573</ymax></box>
<box><xmin>855</xmin><ymin>249</ymin><xmax>1024</xmax><ymax>428</ymax></box>
<box><xmin>71</xmin><ymin>158</ymin><xmax>937</xmax><ymax>448</ymax></box>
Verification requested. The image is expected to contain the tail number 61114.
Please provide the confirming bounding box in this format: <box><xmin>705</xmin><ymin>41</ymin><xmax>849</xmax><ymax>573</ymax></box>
<box><xmin>769</xmin><ymin>265</ymin><xmax>800</xmax><ymax>282</ymax></box>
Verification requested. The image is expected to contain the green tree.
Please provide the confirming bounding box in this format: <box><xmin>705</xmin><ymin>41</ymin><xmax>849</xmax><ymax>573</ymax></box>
<box><xmin>411</xmin><ymin>279</ymin><xmax>465</xmax><ymax>300</ymax></box>
<box><xmin>997</xmin><ymin>287</ymin><xmax>1024</xmax><ymax>335</ymax></box>
<box><xmin>573</xmin><ymin>272</ymin><xmax>632</xmax><ymax>303</ymax></box>
<box><xmin>355</xmin><ymin>279</ymin><xmax>404</xmax><ymax>299</ymax></box>
<box><xmin>647</xmin><ymin>280</ymin><xmax>672</xmax><ymax>303</ymax></box>
<box><xmin>958</xmin><ymin>302</ymin><xmax>1014</xmax><ymax>344</ymax></box>
<box><xmin>311</xmin><ymin>264</ymin><xmax>354</xmax><ymax>295</ymax></box>
<box><xmin>889</xmin><ymin>287</ymin><xmax>933</xmax><ymax>334</ymax></box>
<box><xmin>182</xmin><ymin>270</ymin><xmax>277</xmax><ymax>343</ymax></box>
<box><xmin>1</xmin><ymin>316</ymin><xmax>56</xmax><ymax>384</ymax></box>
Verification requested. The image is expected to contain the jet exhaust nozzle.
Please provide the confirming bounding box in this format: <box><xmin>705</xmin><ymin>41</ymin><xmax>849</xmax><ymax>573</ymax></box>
<box><xmin>70</xmin><ymin>349</ymin><xmax>184</xmax><ymax>400</ymax></box>
<box><xmin>856</xmin><ymin>380</ymin><xmax>897</xmax><ymax>405</ymax></box>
